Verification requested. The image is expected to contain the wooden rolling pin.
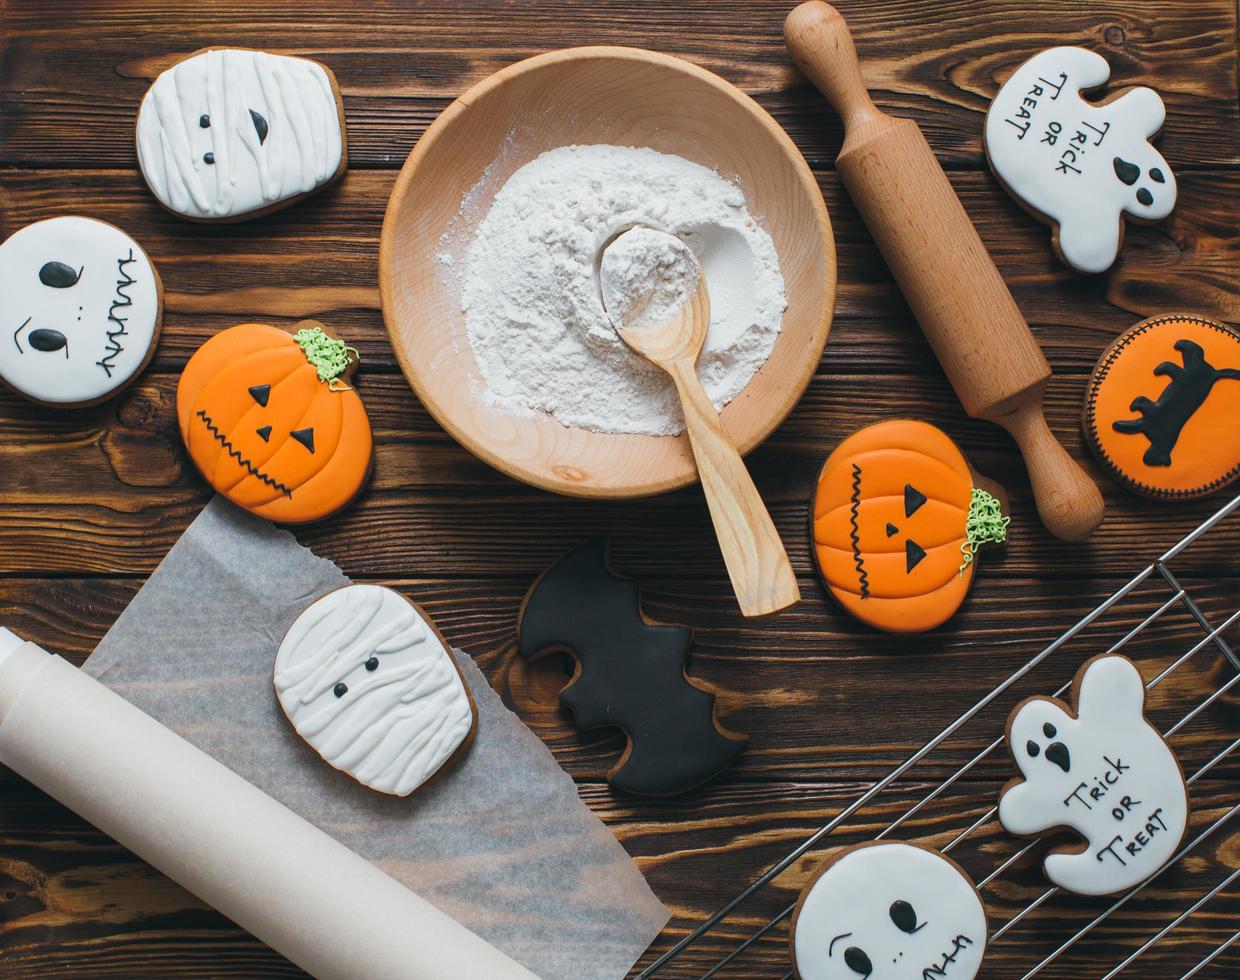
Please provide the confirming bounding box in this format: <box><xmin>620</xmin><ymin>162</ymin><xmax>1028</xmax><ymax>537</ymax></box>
<box><xmin>785</xmin><ymin>1</ymin><xmax>1104</xmax><ymax>541</ymax></box>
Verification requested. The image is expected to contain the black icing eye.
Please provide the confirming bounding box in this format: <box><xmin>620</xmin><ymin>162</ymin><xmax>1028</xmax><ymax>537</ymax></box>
<box><xmin>1027</xmin><ymin>739</ymin><xmax>1041</xmax><ymax>758</ymax></box>
<box><xmin>291</xmin><ymin>427</ymin><xmax>315</xmax><ymax>453</ymax></box>
<box><xmin>250</xmin><ymin>108</ymin><xmax>269</xmax><ymax>145</ymax></box>
<box><xmin>1149</xmin><ymin>167</ymin><xmax>1165</xmax><ymax>183</ymax></box>
<box><xmin>843</xmin><ymin>946</ymin><xmax>873</xmax><ymax>976</ymax></box>
<box><xmin>333</xmin><ymin>682</ymin><xmax>348</xmax><ymax>698</ymax></box>
<box><xmin>365</xmin><ymin>656</ymin><xmax>379</xmax><ymax>671</ymax></box>
<box><xmin>203</xmin><ymin>152</ymin><xmax>215</xmax><ymax>165</ymax></box>
<box><xmin>248</xmin><ymin>384</ymin><xmax>271</xmax><ymax>407</ymax></box>
<box><xmin>1136</xmin><ymin>188</ymin><xmax>1153</xmax><ymax>206</ymax></box>
<box><xmin>904</xmin><ymin>483</ymin><xmax>927</xmax><ymax>517</ymax></box>
<box><xmin>29</xmin><ymin>328</ymin><xmax>67</xmax><ymax>352</ymax></box>
<box><xmin>905</xmin><ymin>538</ymin><xmax>927</xmax><ymax>573</ymax></box>
<box><xmin>889</xmin><ymin>899</ymin><xmax>920</xmax><ymax>934</ymax></box>
<box><xmin>199</xmin><ymin>113</ymin><xmax>210</xmax><ymax>128</ymax></box>
<box><xmin>1044</xmin><ymin>723</ymin><xmax>1056</xmax><ymax>738</ymax></box>
<box><xmin>885</xmin><ymin>522</ymin><xmax>898</xmax><ymax>538</ymax></box>
<box><xmin>256</xmin><ymin>425</ymin><xmax>272</xmax><ymax>443</ymax></box>
<box><xmin>39</xmin><ymin>261</ymin><xmax>81</xmax><ymax>288</ymax></box>
<box><xmin>1113</xmin><ymin>157</ymin><xmax>1141</xmax><ymax>186</ymax></box>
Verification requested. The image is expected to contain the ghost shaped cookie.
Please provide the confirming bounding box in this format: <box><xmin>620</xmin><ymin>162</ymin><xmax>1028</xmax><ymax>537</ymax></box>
<box><xmin>790</xmin><ymin>841</ymin><xmax>988</xmax><ymax>980</ymax></box>
<box><xmin>985</xmin><ymin>47</ymin><xmax>1176</xmax><ymax>274</ymax></box>
<box><xmin>136</xmin><ymin>48</ymin><xmax>347</xmax><ymax>221</ymax></box>
<box><xmin>811</xmin><ymin>420</ymin><xmax>1009</xmax><ymax>633</ymax></box>
<box><xmin>275</xmin><ymin>585</ymin><xmax>476</xmax><ymax>796</ymax></box>
<box><xmin>999</xmin><ymin>655</ymin><xmax>1190</xmax><ymax>896</ymax></box>
<box><xmin>0</xmin><ymin>216</ymin><xmax>162</xmax><ymax>407</ymax></box>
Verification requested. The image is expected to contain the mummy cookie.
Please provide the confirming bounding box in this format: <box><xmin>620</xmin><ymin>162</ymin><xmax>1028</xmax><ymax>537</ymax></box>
<box><xmin>176</xmin><ymin>320</ymin><xmax>373</xmax><ymax>523</ymax></box>
<box><xmin>811</xmin><ymin>421</ymin><xmax>1009</xmax><ymax>633</ymax></box>
<box><xmin>0</xmin><ymin>216</ymin><xmax>161</xmax><ymax>407</ymax></box>
<box><xmin>136</xmin><ymin>48</ymin><xmax>347</xmax><ymax>221</ymax></box>
<box><xmin>985</xmin><ymin>47</ymin><xmax>1176</xmax><ymax>274</ymax></box>
<box><xmin>275</xmin><ymin>585</ymin><xmax>476</xmax><ymax>797</ymax></box>
<box><xmin>790</xmin><ymin>842</ymin><xmax>988</xmax><ymax>980</ymax></box>
<box><xmin>1084</xmin><ymin>314</ymin><xmax>1240</xmax><ymax>500</ymax></box>
<box><xmin>999</xmin><ymin>655</ymin><xmax>1190</xmax><ymax>896</ymax></box>
<box><xmin>519</xmin><ymin>539</ymin><xmax>745</xmax><ymax>796</ymax></box>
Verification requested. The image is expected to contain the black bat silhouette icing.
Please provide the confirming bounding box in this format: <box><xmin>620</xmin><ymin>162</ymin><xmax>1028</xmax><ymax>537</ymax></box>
<box><xmin>518</xmin><ymin>538</ymin><xmax>746</xmax><ymax>796</ymax></box>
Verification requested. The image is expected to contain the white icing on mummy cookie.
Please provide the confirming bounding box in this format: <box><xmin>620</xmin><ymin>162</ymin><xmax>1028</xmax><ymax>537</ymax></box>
<box><xmin>136</xmin><ymin>49</ymin><xmax>346</xmax><ymax>221</ymax></box>
<box><xmin>999</xmin><ymin>655</ymin><xmax>1189</xmax><ymax>896</ymax></box>
<box><xmin>274</xmin><ymin>585</ymin><xmax>476</xmax><ymax>797</ymax></box>
<box><xmin>790</xmin><ymin>842</ymin><xmax>987</xmax><ymax>980</ymax></box>
<box><xmin>0</xmin><ymin>216</ymin><xmax>161</xmax><ymax>406</ymax></box>
<box><xmin>984</xmin><ymin>47</ymin><xmax>1176</xmax><ymax>274</ymax></box>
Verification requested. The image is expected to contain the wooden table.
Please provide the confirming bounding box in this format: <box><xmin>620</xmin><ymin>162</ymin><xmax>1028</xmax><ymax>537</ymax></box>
<box><xmin>2</xmin><ymin>2</ymin><xmax>1237</xmax><ymax>977</ymax></box>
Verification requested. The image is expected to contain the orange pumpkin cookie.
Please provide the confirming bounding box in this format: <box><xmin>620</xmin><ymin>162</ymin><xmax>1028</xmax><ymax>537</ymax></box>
<box><xmin>177</xmin><ymin>321</ymin><xmax>372</xmax><ymax>523</ymax></box>
<box><xmin>1083</xmin><ymin>314</ymin><xmax>1240</xmax><ymax>499</ymax></box>
<box><xmin>811</xmin><ymin>421</ymin><xmax>1008</xmax><ymax>633</ymax></box>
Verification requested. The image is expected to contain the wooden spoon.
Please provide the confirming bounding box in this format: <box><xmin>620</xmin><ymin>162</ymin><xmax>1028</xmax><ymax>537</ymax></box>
<box><xmin>606</xmin><ymin>250</ymin><xmax>800</xmax><ymax>617</ymax></box>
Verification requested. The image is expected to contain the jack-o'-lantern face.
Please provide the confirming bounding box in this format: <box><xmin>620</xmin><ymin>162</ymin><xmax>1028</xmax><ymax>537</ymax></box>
<box><xmin>176</xmin><ymin>321</ymin><xmax>372</xmax><ymax>523</ymax></box>
<box><xmin>812</xmin><ymin>421</ymin><xmax>1006</xmax><ymax>633</ymax></box>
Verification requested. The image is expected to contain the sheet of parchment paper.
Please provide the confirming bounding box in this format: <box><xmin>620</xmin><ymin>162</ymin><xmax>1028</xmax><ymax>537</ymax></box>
<box><xmin>86</xmin><ymin>496</ymin><xmax>668</xmax><ymax>979</ymax></box>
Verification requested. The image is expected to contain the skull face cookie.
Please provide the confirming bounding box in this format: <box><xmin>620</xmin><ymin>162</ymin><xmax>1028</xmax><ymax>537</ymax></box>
<box><xmin>0</xmin><ymin>216</ymin><xmax>162</xmax><ymax>407</ymax></box>
<box><xmin>999</xmin><ymin>655</ymin><xmax>1190</xmax><ymax>896</ymax></box>
<box><xmin>790</xmin><ymin>841</ymin><xmax>988</xmax><ymax>980</ymax></box>
<box><xmin>985</xmin><ymin>47</ymin><xmax>1176</xmax><ymax>274</ymax></box>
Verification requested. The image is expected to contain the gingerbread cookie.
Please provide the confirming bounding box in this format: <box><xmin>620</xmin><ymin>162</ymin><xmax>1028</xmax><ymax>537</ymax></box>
<box><xmin>275</xmin><ymin>584</ymin><xmax>476</xmax><ymax>796</ymax></box>
<box><xmin>136</xmin><ymin>48</ymin><xmax>347</xmax><ymax>222</ymax></box>
<box><xmin>176</xmin><ymin>321</ymin><xmax>372</xmax><ymax>523</ymax></box>
<box><xmin>985</xmin><ymin>47</ymin><xmax>1176</xmax><ymax>274</ymax></box>
<box><xmin>1084</xmin><ymin>314</ymin><xmax>1240</xmax><ymax>499</ymax></box>
<box><xmin>0</xmin><ymin>216</ymin><xmax>162</xmax><ymax>407</ymax></box>
<box><xmin>999</xmin><ymin>654</ymin><xmax>1190</xmax><ymax>896</ymax></box>
<box><xmin>790</xmin><ymin>841</ymin><xmax>988</xmax><ymax>980</ymax></box>
<box><xmin>518</xmin><ymin>538</ymin><xmax>745</xmax><ymax>796</ymax></box>
<box><xmin>811</xmin><ymin>421</ymin><xmax>1009</xmax><ymax>634</ymax></box>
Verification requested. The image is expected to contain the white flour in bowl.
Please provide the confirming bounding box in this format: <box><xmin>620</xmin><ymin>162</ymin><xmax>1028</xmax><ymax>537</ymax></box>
<box><xmin>448</xmin><ymin>144</ymin><xmax>786</xmax><ymax>436</ymax></box>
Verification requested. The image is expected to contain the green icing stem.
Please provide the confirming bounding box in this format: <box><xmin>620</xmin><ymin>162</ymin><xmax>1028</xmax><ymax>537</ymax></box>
<box><xmin>959</xmin><ymin>486</ymin><xmax>1009</xmax><ymax>575</ymax></box>
<box><xmin>293</xmin><ymin>326</ymin><xmax>358</xmax><ymax>390</ymax></box>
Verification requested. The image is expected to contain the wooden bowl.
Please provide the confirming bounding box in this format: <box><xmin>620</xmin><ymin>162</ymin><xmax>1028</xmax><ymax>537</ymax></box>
<box><xmin>380</xmin><ymin>46</ymin><xmax>835</xmax><ymax>498</ymax></box>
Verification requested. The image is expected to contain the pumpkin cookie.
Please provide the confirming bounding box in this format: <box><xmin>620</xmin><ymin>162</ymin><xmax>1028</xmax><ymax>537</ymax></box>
<box><xmin>177</xmin><ymin>321</ymin><xmax>372</xmax><ymax>523</ymax></box>
<box><xmin>811</xmin><ymin>420</ymin><xmax>1009</xmax><ymax>633</ymax></box>
<box><xmin>1083</xmin><ymin>314</ymin><xmax>1240</xmax><ymax>499</ymax></box>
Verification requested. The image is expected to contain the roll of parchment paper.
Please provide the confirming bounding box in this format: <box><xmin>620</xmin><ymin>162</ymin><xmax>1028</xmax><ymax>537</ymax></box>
<box><xmin>0</xmin><ymin>630</ymin><xmax>538</xmax><ymax>980</ymax></box>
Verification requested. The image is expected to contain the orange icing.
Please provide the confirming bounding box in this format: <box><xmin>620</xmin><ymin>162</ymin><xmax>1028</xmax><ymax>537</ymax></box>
<box><xmin>176</xmin><ymin>322</ymin><xmax>373</xmax><ymax>523</ymax></box>
<box><xmin>812</xmin><ymin>420</ymin><xmax>977</xmax><ymax>633</ymax></box>
<box><xmin>1084</xmin><ymin>315</ymin><xmax>1240</xmax><ymax>499</ymax></box>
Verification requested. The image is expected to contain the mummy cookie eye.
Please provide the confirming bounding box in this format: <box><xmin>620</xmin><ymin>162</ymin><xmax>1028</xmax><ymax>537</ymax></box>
<box><xmin>843</xmin><ymin>946</ymin><xmax>872</xmax><ymax>976</ymax></box>
<box><xmin>333</xmin><ymin>682</ymin><xmax>347</xmax><ymax>698</ymax></box>
<box><xmin>365</xmin><ymin>656</ymin><xmax>379</xmax><ymax>671</ymax></box>
<box><xmin>199</xmin><ymin>113</ymin><xmax>210</xmax><ymax>128</ymax></box>
<box><xmin>204</xmin><ymin>152</ymin><xmax>215</xmax><ymax>165</ymax></box>
<box><xmin>249</xmin><ymin>108</ymin><xmax>269</xmax><ymax>144</ymax></box>
<box><xmin>889</xmin><ymin>899</ymin><xmax>922</xmax><ymax>933</ymax></box>
<box><xmin>291</xmin><ymin>427</ymin><xmax>315</xmax><ymax>453</ymax></box>
<box><xmin>248</xmin><ymin>384</ymin><xmax>271</xmax><ymax>407</ymax></box>
<box><xmin>39</xmin><ymin>261</ymin><xmax>81</xmax><ymax>288</ymax></box>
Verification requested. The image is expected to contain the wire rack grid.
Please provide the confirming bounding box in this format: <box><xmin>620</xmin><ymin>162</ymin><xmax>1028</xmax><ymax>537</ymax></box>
<box><xmin>638</xmin><ymin>492</ymin><xmax>1240</xmax><ymax>979</ymax></box>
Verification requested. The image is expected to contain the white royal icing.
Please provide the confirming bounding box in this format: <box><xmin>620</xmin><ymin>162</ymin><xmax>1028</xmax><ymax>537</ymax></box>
<box><xmin>999</xmin><ymin>655</ymin><xmax>1189</xmax><ymax>896</ymax></box>
<box><xmin>984</xmin><ymin>47</ymin><xmax>1176</xmax><ymax>274</ymax></box>
<box><xmin>0</xmin><ymin>216</ymin><xmax>160</xmax><ymax>405</ymax></box>
<box><xmin>136</xmin><ymin>49</ymin><xmax>344</xmax><ymax>220</ymax></box>
<box><xmin>793</xmin><ymin>842</ymin><xmax>987</xmax><ymax>980</ymax></box>
<box><xmin>274</xmin><ymin>585</ymin><xmax>474</xmax><ymax>797</ymax></box>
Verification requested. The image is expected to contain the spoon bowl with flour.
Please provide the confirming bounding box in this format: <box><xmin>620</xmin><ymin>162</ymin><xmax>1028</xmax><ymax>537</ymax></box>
<box><xmin>599</xmin><ymin>227</ymin><xmax>800</xmax><ymax>617</ymax></box>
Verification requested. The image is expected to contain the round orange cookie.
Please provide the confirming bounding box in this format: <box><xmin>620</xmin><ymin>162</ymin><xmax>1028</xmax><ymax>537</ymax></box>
<box><xmin>177</xmin><ymin>321</ymin><xmax>373</xmax><ymax>523</ymax></box>
<box><xmin>1084</xmin><ymin>314</ymin><xmax>1240</xmax><ymax>499</ymax></box>
<box><xmin>811</xmin><ymin>420</ymin><xmax>1008</xmax><ymax>633</ymax></box>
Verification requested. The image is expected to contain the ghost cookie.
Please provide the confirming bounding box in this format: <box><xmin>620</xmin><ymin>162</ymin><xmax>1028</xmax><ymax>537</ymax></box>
<box><xmin>136</xmin><ymin>48</ymin><xmax>347</xmax><ymax>222</ymax></box>
<box><xmin>811</xmin><ymin>421</ymin><xmax>1009</xmax><ymax>633</ymax></box>
<box><xmin>176</xmin><ymin>320</ymin><xmax>373</xmax><ymax>523</ymax></box>
<box><xmin>985</xmin><ymin>47</ymin><xmax>1176</xmax><ymax>274</ymax></box>
<box><xmin>790</xmin><ymin>841</ymin><xmax>988</xmax><ymax>980</ymax></box>
<box><xmin>275</xmin><ymin>584</ymin><xmax>476</xmax><ymax>796</ymax></box>
<box><xmin>999</xmin><ymin>654</ymin><xmax>1190</xmax><ymax>896</ymax></box>
<box><xmin>1084</xmin><ymin>314</ymin><xmax>1240</xmax><ymax>500</ymax></box>
<box><xmin>0</xmin><ymin>216</ymin><xmax>162</xmax><ymax>407</ymax></box>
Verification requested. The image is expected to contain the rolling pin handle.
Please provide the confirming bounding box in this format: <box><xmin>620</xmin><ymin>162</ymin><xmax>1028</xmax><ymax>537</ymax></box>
<box><xmin>999</xmin><ymin>401</ymin><xmax>1105</xmax><ymax>542</ymax></box>
<box><xmin>784</xmin><ymin>1</ymin><xmax>882</xmax><ymax>131</ymax></box>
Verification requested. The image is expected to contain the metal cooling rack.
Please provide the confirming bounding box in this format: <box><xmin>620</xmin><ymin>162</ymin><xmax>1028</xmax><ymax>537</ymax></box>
<box><xmin>638</xmin><ymin>493</ymin><xmax>1240</xmax><ymax>979</ymax></box>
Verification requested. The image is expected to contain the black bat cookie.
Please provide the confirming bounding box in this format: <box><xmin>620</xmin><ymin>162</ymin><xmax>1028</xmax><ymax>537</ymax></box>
<box><xmin>518</xmin><ymin>538</ymin><xmax>746</xmax><ymax>796</ymax></box>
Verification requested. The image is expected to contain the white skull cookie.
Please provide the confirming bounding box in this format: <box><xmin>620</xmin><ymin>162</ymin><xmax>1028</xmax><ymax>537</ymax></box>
<box><xmin>999</xmin><ymin>654</ymin><xmax>1189</xmax><ymax>896</ymax></box>
<box><xmin>984</xmin><ymin>47</ymin><xmax>1176</xmax><ymax>274</ymax></box>
<box><xmin>790</xmin><ymin>842</ymin><xmax>988</xmax><ymax>980</ymax></box>
<box><xmin>0</xmin><ymin>216</ymin><xmax>162</xmax><ymax>407</ymax></box>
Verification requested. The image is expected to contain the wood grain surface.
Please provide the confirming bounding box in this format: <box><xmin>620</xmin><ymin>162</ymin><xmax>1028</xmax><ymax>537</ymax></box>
<box><xmin>1</xmin><ymin>1</ymin><xmax>1237</xmax><ymax>978</ymax></box>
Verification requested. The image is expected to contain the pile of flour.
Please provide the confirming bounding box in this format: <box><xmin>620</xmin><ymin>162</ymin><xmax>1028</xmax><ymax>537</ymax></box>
<box><xmin>599</xmin><ymin>226</ymin><xmax>699</xmax><ymax>330</ymax></box>
<box><xmin>451</xmin><ymin>144</ymin><xmax>786</xmax><ymax>436</ymax></box>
